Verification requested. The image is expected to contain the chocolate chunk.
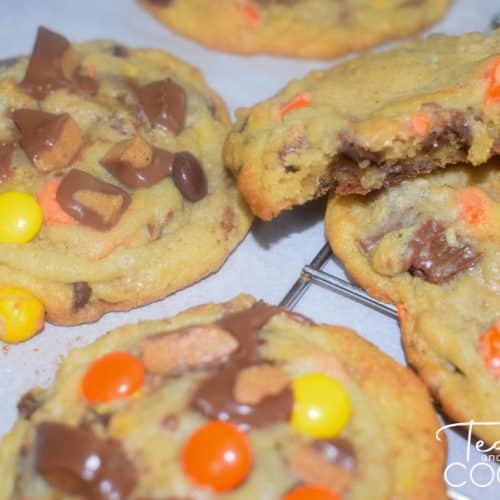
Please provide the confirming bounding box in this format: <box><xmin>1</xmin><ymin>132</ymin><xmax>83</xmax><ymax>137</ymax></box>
<box><xmin>172</xmin><ymin>152</ymin><xmax>207</xmax><ymax>202</ymax></box>
<box><xmin>147</xmin><ymin>0</ymin><xmax>174</xmax><ymax>4</ymax></box>
<box><xmin>72</xmin><ymin>281</ymin><xmax>92</xmax><ymax>311</ymax></box>
<box><xmin>13</xmin><ymin>109</ymin><xmax>84</xmax><ymax>172</ymax></box>
<box><xmin>17</xmin><ymin>390</ymin><xmax>43</xmax><ymax>420</ymax></box>
<box><xmin>110</xmin><ymin>44</ymin><xmax>129</xmax><ymax>58</ymax></box>
<box><xmin>191</xmin><ymin>302</ymin><xmax>294</xmax><ymax>430</ymax></box>
<box><xmin>0</xmin><ymin>142</ymin><xmax>14</xmax><ymax>180</ymax></box>
<box><xmin>73</xmin><ymin>73</ymin><xmax>99</xmax><ymax>96</ymax></box>
<box><xmin>407</xmin><ymin>219</ymin><xmax>481</xmax><ymax>284</ymax></box>
<box><xmin>338</xmin><ymin>133</ymin><xmax>381</xmax><ymax>164</ymax></box>
<box><xmin>135</xmin><ymin>79</ymin><xmax>186</xmax><ymax>134</ymax></box>
<box><xmin>35</xmin><ymin>422</ymin><xmax>137</xmax><ymax>500</ymax></box>
<box><xmin>101</xmin><ymin>137</ymin><xmax>174</xmax><ymax>188</ymax></box>
<box><xmin>56</xmin><ymin>169</ymin><xmax>131</xmax><ymax>230</ymax></box>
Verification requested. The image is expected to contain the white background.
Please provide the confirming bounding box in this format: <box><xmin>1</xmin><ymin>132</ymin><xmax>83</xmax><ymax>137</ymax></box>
<box><xmin>0</xmin><ymin>1</ymin><xmax>499</xmax><ymax>498</ymax></box>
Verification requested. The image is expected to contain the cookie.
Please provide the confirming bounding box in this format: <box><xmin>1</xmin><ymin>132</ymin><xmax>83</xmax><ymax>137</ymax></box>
<box><xmin>138</xmin><ymin>0</ymin><xmax>450</xmax><ymax>59</ymax></box>
<box><xmin>326</xmin><ymin>162</ymin><xmax>500</xmax><ymax>444</ymax></box>
<box><xmin>0</xmin><ymin>295</ymin><xmax>446</xmax><ymax>499</ymax></box>
<box><xmin>225</xmin><ymin>30</ymin><xmax>500</xmax><ymax>219</ymax></box>
<box><xmin>0</xmin><ymin>27</ymin><xmax>252</xmax><ymax>326</ymax></box>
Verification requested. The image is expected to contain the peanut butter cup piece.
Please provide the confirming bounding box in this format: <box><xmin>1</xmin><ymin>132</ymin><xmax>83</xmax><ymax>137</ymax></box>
<box><xmin>135</xmin><ymin>79</ymin><xmax>186</xmax><ymax>134</ymax></box>
<box><xmin>56</xmin><ymin>169</ymin><xmax>131</xmax><ymax>230</ymax></box>
<box><xmin>101</xmin><ymin>135</ymin><xmax>174</xmax><ymax>188</ymax></box>
<box><xmin>13</xmin><ymin>109</ymin><xmax>84</xmax><ymax>172</ymax></box>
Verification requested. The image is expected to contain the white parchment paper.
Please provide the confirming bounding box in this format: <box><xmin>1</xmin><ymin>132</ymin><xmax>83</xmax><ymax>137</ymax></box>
<box><xmin>0</xmin><ymin>1</ymin><xmax>499</xmax><ymax>498</ymax></box>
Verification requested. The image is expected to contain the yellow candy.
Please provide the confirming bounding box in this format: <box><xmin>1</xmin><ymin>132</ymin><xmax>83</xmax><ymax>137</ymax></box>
<box><xmin>291</xmin><ymin>372</ymin><xmax>351</xmax><ymax>439</ymax></box>
<box><xmin>0</xmin><ymin>192</ymin><xmax>42</xmax><ymax>243</ymax></box>
<box><xmin>0</xmin><ymin>287</ymin><xmax>45</xmax><ymax>343</ymax></box>
<box><xmin>123</xmin><ymin>63</ymin><xmax>138</xmax><ymax>78</ymax></box>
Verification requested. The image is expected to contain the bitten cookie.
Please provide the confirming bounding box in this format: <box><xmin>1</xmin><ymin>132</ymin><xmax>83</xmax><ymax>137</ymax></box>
<box><xmin>225</xmin><ymin>30</ymin><xmax>500</xmax><ymax>219</ymax></box>
<box><xmin>0</xmin><ymin>295</ymin><xmax>446</xmax><ymax>499</ymax></box>
<box><xmin>326</xmin><ymin>162</ymin><xmax>500</xmax><ymax>444</ymax></box>
<box><xmin>138</xmin><ymin>0</ymin><xmax>450</xmax><ymax>59</ymax></box>
<box><xmin>0</xmin><ymin>27</ymin><xmax>252</xmax><ymax>327</ymax></box>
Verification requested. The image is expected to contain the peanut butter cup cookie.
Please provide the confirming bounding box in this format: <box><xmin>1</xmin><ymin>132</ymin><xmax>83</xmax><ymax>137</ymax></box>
<box><xmin>138</xmin><ymin>0</ymin><xmax>450</xmax><ymax>59</ymax></box>
<box><xmin>326</xmin><ymin>162</ymin><xmax>500</xmax><ymax>444</ymax></box>
<box><xmin>0</xmin><ymin>27</ymin><xmax>252</xmax><ymax>328</ymax></box>
<box><xmin>0</xmin><ymin>295</ymin><xmax>446</xmax><ymax>499</ymax></box>
<box><xmin>225</xmin><ymin>30</ymin><xmax>500</xmax><ymax>219</ymax></box>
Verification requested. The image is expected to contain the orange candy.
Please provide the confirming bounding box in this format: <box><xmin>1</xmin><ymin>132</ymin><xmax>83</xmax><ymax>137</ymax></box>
<box><xmin>81</xmin><ymin>351</ymin><xmax>145</xmax><ymax>403</ymax></box>
<box><xmin>479</xmin><ymin>323</ymin><xmax>500</xmax><ymax>377</ymax></box>
<box><xmin>239</xmin><ymin>1</ymin><xmax>261</xmax><ymax>25</ymax></box>
<box><xmin>485</xmin><ymin>57</ymin><xmax>500</xmax><ymax>103</ymax></box>
<box><xmin>279</xmin><ymin>92</ymin><xmax>312</xmax><ymax>119</ymax></box>
<box><xmin>182</xmin><ymin>421</ymin><xmax>252</xmax><ymax>492</ymax></box>
<box><xmin>458</xmin><ymin>187</ymin><xmax>490</xmax><ymax>226</ymax></box>
<box><xmin>411</xmin><ymin>111</ymin><xmax>431</xmax><ymax>136</ymax></box>
<box><xmin>38</xmin><ymin>179</ymin><xmax>75</xmax><ymax>225</ymax></box>
<box><xmin>284</xmin><ymin>485</ymin><xmax>342</xmax><ymax>500</ymax></box>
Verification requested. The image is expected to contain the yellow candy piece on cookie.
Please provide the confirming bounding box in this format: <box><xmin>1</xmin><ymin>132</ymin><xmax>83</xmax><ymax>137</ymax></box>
<box><xmin>0</xmin><ymin>287</ymin><xmax>45</xmax><ymax>343</ymax></box>
<box><xmin>291</xmin><ymin>372</ymin><xmax>351</xmax><ymax>439</ymax></box>
<box><xmin>0</xmin><ymin>192</ymin><xmax>42</xmax><ymax>243</ymax></box>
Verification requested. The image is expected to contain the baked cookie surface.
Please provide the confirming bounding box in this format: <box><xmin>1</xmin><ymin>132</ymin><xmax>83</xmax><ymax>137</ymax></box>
<box><xmin>0</xmin><ymin>295</ymin><xmax>446</xmax><ymax>499</ymax></box>
<box><xmin>138</xmin><ymin>0</ymin><xmax>450</xmax><ymax>59</ymax></box>
<box><xmin>326</xmin><ymin>162</ymin><xmax>500</xmax><ymax>444</ymax></box>
<box><xmin>0</xmin><ymin>27</ymin><xmax>252</xmax><ymax>326</ymax></box>
<box><xmin>225</xmin><ymin>30</ymin><xmax>500</xmax><ymax>219</ymax></box>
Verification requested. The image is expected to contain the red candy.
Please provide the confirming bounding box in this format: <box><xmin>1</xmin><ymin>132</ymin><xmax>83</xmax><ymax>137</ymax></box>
<box><xmin>81</xmin><ymin>351</ymin><xmax>145</xmax><ymax>403</ymax></box>
<box><xmin>182</xmin><ymin>421</ymin><xmax>252</xmax><ymax>492</ymax></box>
<box><xmin>284</xmin><ymin>485</ymin><xmax>342</xmax><ymax>500</ymax></box>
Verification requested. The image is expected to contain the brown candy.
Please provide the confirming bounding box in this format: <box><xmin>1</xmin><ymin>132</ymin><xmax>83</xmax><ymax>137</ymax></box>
<box><xmin>56</xmin><ymin>169</ymin><xmax>131</xmax><ymax>230</ymax></box>
<box><xmin>34</xmin><ymin>422</ymin><xmax>137</xmax><ymax>500</ymax></box>
<box><xmin>141</xmin><ymin>325</ymin><xmax>238</xmax><ymax>375</ymax></box>
<box><xmin>172</xmin><ymin>151</ymin><xmax>207</xmax><ymax>202</ymax></box>
<box><xmin>135</xmin><ymin>79</ymin><xmax>186</xmax><ymax>134</ymax></box>
<box><xmin>101</xmin><ymin>136</ymin><xmax>174</xmax><ymax>188</ymax></box>
<box><xmin>13</xmin><ymin>109</ymin><xmax>84</xmax><ymax>172</ymax></box>
<box><xmin>20</xmin><ymin>26</ymin><xmax>79</xmax><ymax>99</ymax></box>
<box><xmin>0</xmin><ymin>142</ymin><xmax>14</xmax><ymax>180</ymax></box>
<box><xmin>407</xmin><ymin>219</ymin><xmax>481</xmax><ymax>283</ymax></box>
<box><xmin>191</xmin><ymin>302</ymin><xmax>294</xmax><ymax>430</ymax></box>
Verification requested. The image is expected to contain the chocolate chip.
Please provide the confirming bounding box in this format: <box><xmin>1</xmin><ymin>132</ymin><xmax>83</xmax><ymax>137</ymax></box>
<box><xmin>407</xmin><ymin>219</ymin><xmax>481</xmax><ymax>283</ymax></box>
<box><xmin>147</xmin><ymin>0</ymin><xmax>174</xmax><ymax>4</ymax></box>
<box><xmin>110</xmin><ymin>44</ymin><xmax>129</xmax><ymax>57</ymax></box>
<box><xmin>17</xmin><ymin>390</ymin><xmax>44</xmax><ymax>420</ymax></box>
<box><xmin>172</xmin><ymin>152</ymin><xmax>207</xmax><ymax>202</ymax></box>
<box><xmin>72</xmin><ymin>282</ymin><xmax>92</xmax><ymax>311</ymax></box>
<box><xmin>56</xmin><ymin>169</ymin><xmax>131</xmax><ymax>230</ymax></box>
<box><xmin>0</xmin><ymin>142</ymin><xmax>14</xmax><ymax>180</ymax></box>
<box><xmin>135</xmin><ymin>79</ymin><xmax>186</xmax><ymax>135</ymax></box>
<box><xmin>35</xmin><ymin>422</ymin><xmax>137</xmax><ymax>500</ymax></box>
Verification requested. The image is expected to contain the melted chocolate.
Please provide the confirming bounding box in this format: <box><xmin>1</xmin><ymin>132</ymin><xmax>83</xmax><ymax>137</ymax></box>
<box><xmin>0</xmin><ymin>142</ymin><xmax>14</xmax><ymax>180</ymax></box>
<box><xmin>135</xmin><ymin>79</ymin><xmax>186</xmax><ymax>135</ymax></box>
<box><xmin>172</xmin><ymin>152</ymin><xmax>207</xmax><ymax>202</ymax></box>
<box><xmin>13</xmin><ymin>109</ymin><xmax>69</xmax><ymax>166</ymax></box>
<box><xmin>35</xmin><ymin>422</ymin><xmax>137</xmax><ymax>500</ymax></box>
<box><xmin>102</xmin><ymin>146</ymin><xmax>174</xmax><ymax>188</ymax></box>
<box><xmin>110</xmin><ymin>44</ymin><xmax>129</xmax><ymax>58</ymax></box>
<box><xmin>56</xmin><ymin>169</ymin><xmax>131</xmax><ymax>230</ymax></box>
<box><xmin>17</xmin><ymin>390</ymin><xmax>43</xmax><ymax>420</ymax></box>
<box><xmin>191</xmin><ymin>302</ymin><xmax>294</xmax><ymax>430</ymax></box>
<box><xmin>407</xmin><ymin>219</ymin><xmax>481</xmax><ymax>284</ymax></box>
<box><xmin>72</xmin><ymin>281</ymin><xmax>92</xmax><ymax>310</ymax></box>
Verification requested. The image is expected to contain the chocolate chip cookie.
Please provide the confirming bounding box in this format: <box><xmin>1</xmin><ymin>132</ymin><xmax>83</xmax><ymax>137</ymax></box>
<box><xmin>138</xmin><ymin>0</ymin><xmax>450</xmax><ymax>59</ymax></box>
<box><xmin>225</xmin><ymin>30</ymin><xmax>500</xmax><ymax>219</ymax></box>
<box><xmin>0</xmin><ymin>295</ymin><xmax>446</xmax><ymax>499</ymax></box>
<box><xmin>326</xmin><ymin>162</ymin><xmax>500</xmax><ymax>444</ymax></box>
<box><xmin>0</xmin><ymin>27</ymin><xmax>252</xmax><ymax>325</ymax></box>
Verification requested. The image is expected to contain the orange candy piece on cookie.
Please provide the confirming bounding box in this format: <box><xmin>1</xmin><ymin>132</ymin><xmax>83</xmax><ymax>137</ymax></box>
<box><xmin>81</xmin><ymin>351</ymin><xmax>145</xmax><ymax>403</ymax></box>
<box><xmin>485</xmin><ymin>57</ymin><xmax>500</xmax><ymax>102</ymax></box>
<box><xmin>279</xmin><ymin>92</ymin><xmax>312</xmax><ymax>119</ymax></box>
<box><xmin>480</xmin><ymin>323</ymin><xmax>500</xmax><ymax>377</ymax></box>
<box><xmin>182</xmin><ymin>421</ymin><xmax>252</xmax><ymax>492</ymax></box>
<box><xmin>411</xmin><ymin>111</ymin><xmax>431</xmax><ymax>136</ymax></box>
<box><xmin>284</xmin><ymin>485</ymin><xmax>342</xmax><ymax>500</ymax></box>
<box><xmin>239</xmin><ymin>1</ymin><xmax>261</xmax><ymax>26</ymax></box>
<box><xmin>457</xmin><ymin>186</ymin><xmax>490</xmax><ymax>226</ymax></box>
<box><xmin>38</xmin><ymin>179</ymin><xmax>75</xmax><ymax>225</ymax></box>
